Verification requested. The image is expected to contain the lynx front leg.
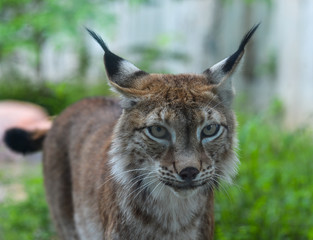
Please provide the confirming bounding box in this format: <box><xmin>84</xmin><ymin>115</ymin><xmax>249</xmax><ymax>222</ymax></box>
<box><xmin>43</xmin><ymin>137</ymin><xmax>78</xmax><ymax>240</ymax></box>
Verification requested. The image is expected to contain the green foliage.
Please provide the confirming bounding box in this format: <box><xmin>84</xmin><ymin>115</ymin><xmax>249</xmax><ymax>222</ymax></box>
<box><xmin>214</xmin><ymin>106</ymin><xmax>313</xmax><ymax>240</ymax></box>
<box><xmin>0</xmin><ymin>0</ymin><xmax>116</xmax><ymax>76</ymax></box>
<box><xmin>131</xmin><ymin>34</ymin><xmax>189</xmax><ymax>73</ymax></box>
<box><xmin>0</xmin><ymin>77</ymin><xmax>110</xmax><ymax>115</ymax></box>
<box><xmin>0</xmin><ymin>0</ymin><xmax>114</xmax><ymax>54</ymax></box>
<box><xmin>0</xmin><ymin>165</ymin><xmax>55</xmax><ymax>240</ymax></box>
<box><xmin>256</xmin><ymin>51</ymin><xmax>278</xmax><ymax>77</ymax></box>
<box><xmin>131</xmin><ymin>45</ymin><xmax>189</xmax><ymax>73</ymax></box>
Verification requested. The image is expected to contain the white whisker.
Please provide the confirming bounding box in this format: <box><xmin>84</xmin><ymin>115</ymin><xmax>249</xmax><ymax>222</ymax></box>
<box><xmin>149</xmin><ymin>181</ymin><xmax>163</xmax><ymax>199</ymax></box>
<box><xmin>154</xmin><ymin>182</ymin><xmax>165</xmax><ymax>200</ymax></box>
<box><xmin>123</xmin><ymin>171</ymin><xmax>158</xmax><ymax>201</ymax></box>
<box><xmin>97</xmin><ymin>167</ymin><xmax>148</xmax><ymax>189</ymax></box>
<box><xmin>132</xmin><ymin>178</ymin><xmax>159</xmax><ymax>201</ymax></box>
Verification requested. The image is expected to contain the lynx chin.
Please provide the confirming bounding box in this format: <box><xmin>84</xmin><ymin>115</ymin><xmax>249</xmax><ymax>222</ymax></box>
<box><xmin>4</xmin><ymin>24</ymin><xmax>259</xmax><ymax>240</ymax></box>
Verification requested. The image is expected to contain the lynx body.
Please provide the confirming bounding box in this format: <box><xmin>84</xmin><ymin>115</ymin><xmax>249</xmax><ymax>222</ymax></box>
<box><xmin>4</xmin><ymin>25</ymin><xmax>259</xmax><ymax>240</ymax></box>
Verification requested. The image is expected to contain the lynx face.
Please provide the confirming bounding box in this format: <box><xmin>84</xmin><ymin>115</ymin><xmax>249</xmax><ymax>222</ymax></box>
<box><xmin>86</xmin><ymin>25</ymin><xmax>259</xmax><ymax>203</ymax></box>
<box><xmin>109</xmin><ymin>73</ymin><xmax>238</xmax><ymax>199</ymax></box>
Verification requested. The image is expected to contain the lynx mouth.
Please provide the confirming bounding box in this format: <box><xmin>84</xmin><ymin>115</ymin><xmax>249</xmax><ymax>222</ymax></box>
<box><xmin>158</xmin><ymin>179</ymin><xmax>200</xmax><ymax>198</ymax></box>
<box><xmin>161</xmin><ymin>179</ymin><xmax>208</xmax><ymax>191</ymax></box>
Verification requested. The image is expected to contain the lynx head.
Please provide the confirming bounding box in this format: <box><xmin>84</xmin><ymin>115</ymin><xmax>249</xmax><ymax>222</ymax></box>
<box><xmin>88</xmin><ymin>25</ymin><xmax>258</xmax><ymax>199</ymax></box>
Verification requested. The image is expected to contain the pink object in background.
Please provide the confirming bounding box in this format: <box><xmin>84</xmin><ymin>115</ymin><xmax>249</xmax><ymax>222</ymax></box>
<box><xmin>0</xmin><ymin>100</ymin><xmax>51</xmax><ymax>161</ymax></box>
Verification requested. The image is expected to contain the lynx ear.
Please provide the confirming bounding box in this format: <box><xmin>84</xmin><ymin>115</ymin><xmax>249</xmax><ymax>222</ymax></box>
<box><xmin>203</xmin><ymin>23</ymin><xmax>260</xmax><ymax>106</ymax></box>
<box><xmin>86</xmin><ymin>28</ymin><xmax>148</xmax><ymax>96</ymax></box>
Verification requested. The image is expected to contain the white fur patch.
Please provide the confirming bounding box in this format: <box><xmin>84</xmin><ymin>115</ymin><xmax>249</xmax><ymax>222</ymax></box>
<box><xmin>119</xmin><ymin>60</ymin><xmax>140</xmax><ymax>77</ymax></box>
<box><xmin>221</xmin><ymin>137</ymin><xmax>240</xmax><ymax>184</ymax></box>
<box><xmin>109</xmin><ymin>155</ymin><xmax>129</xmax><ymax>185</ymax></box>
<box><xmin>209</xmin><ymin>57</ymin><xmax>228</xmax><ymax>73</ymax></box>
<box><xmin>74</xmin><ymin>202</ymin><xmax>103</xmax><ymax>240</ymax></box>
<box><xmin>152</xmin><ymin>185</ymin><xmax>204</xmax><ymax>233</ymax></box>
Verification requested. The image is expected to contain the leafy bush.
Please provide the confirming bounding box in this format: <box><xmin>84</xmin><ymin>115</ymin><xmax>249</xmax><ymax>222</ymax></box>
<box><xmin>0</xmin><ymin>77</ymin><xmax>110</xmax><ymax>115</ymax></box>
<box><xmin>215</xmin><ymin>109</ymin><xmax>313</xmax><ymax>240</ymax></box>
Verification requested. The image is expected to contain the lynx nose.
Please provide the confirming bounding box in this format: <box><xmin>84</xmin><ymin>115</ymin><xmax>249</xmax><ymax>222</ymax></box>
<box><xmin>179</xmin><ymin>167</ymin><xmax>199</xmax><ymax>181</ymax></box>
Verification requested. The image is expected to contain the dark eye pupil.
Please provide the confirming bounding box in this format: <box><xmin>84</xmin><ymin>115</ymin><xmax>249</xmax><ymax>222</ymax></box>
<box><xmin>156</xmin><ymin>126</ymin><xmax>162</xmax><ymax>132</ymax></box>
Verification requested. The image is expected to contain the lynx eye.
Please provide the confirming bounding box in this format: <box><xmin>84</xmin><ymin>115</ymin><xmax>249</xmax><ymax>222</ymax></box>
<box><xmin>201</xmin><ymin>124</ymin><xmax>221</xmax><ymax>139</ymax></box>
<box><xmin>147</xmin><ymin>125</ymin><xmax>169</xmax><ymax>139</ymax></box>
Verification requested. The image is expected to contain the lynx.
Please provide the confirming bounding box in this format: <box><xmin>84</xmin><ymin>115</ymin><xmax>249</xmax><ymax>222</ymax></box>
<box><xmin>4</xmin><ymin>24</ymin><xmax>259</xmax><ymax>240</ymax></box>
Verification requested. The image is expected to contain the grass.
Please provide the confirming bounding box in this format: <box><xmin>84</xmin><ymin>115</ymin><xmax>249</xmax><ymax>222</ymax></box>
<box><xmin>0</xmin><ymin>80</ymin><xmax>313</xmax><ymax>239</ymax></box>
<box><xmin>0</xmin><ymin>164</ymin><xmax>55</xmax><ymax>240</ymax></box>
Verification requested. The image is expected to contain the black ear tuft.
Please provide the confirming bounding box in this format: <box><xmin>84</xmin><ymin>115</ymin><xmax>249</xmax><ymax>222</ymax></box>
<box><xmin>203</xmin><ymin>23</ymin><xmax>260</xmax><ymax>107</ymax></box>
<box><xmin>86</xmin><ymin>28</ymin><xmax>110</xmax><ymax>53</ymax></box>
<box><xmin>222</xmin><ymin>23</ymin><xmax>260</xmax><ymax>73</ymax></box>
<box><xmin>86</xmin><ymin>28</ymin><xmax>148</xmax><ymax>88</ymax></box>
<box><xmin>86</xmin><ymin>28</ymin><xmax>128</xmax><ymax>79</ymax></box>
<box><xmin>237</xmin><ymin>23</ymin><xmax>260</xmax><ymax>54</ymax></box>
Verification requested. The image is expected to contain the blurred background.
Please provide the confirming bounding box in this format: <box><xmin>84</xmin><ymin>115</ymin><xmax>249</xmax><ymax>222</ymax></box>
<box><xmin>0</xmin><ymin>0</ymin><xmax>313</xmax><ymax>239</ymax></box>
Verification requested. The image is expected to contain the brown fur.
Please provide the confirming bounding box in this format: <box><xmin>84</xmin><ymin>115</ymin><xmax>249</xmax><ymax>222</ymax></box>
<box><xmin>4</xmin><ymin>25</ymin><xmax>258</xmax><ymax>240</ymax></box>
<box><xmin>43</xmin><ymin>97</ymin><xmax>121</xmax><ymax>239</ymax></box>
